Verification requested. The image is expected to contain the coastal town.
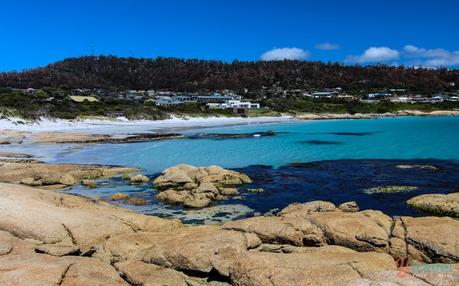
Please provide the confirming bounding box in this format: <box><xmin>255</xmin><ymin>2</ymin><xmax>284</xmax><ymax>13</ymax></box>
<box><xmin>16</xmin><ymin>85</ymin><xmax>459</xmax><ymax>115</ymax></box>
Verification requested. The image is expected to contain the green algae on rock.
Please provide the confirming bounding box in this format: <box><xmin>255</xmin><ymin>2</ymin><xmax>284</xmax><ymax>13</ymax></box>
<box><xmin>366</xmin><ymin>185</ymin><xmax>418</xmax><ymax>194</ymax></box>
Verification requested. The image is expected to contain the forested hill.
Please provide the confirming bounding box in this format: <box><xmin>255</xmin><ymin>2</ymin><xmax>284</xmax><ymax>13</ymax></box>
<box><xmin>1</xmin><ymin>56</ymin><xmax>458</xmax><ymax>92</ymax></box>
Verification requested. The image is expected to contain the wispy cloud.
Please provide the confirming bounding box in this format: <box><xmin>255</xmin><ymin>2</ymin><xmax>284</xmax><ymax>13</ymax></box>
<box><xmin>403</xmin><ymin>45</ymin><xmax>459</xmax><ymax>67</ymax></box>
<box><xmin>260</xmin><ymin>47</ymin><xmax>310</xmax><ymax>61</ymax></box>
<box><xmin>345</xmin><ymin>47</ymin><xmax>400</xmax><ymax>64</ymax></box>
<box><xmin>315</xmin><ymin>43</ymin><xmax>340</xmax><ymax>50</ymax></box>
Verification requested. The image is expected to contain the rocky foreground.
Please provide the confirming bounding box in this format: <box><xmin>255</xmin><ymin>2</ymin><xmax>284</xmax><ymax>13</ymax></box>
<box><xmin>1</xmin><ymin>181</ymin><xmax>458</xmax><ymax>285</ymax></box>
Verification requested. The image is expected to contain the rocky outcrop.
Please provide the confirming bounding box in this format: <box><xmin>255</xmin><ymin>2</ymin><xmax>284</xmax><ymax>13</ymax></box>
<box><xmin>407</xmin><ymin>192</ymin><xmax>459</xmax><ymax>217</ymax></box>
<box><xmin>0</xmin><ymin>129</ymin><xmax>26</xmax><ymax>144</ymax></box>
<box><xmin>154</xmin><ymin>164</ymin><xmax>252</xmax><ymax>208</ymax></box>
<box><xmin>338</xmin><ymin>201</ymin><xmax>359</xmax><ymax>212</ymax></box>
<box><xmin>115</xmin><ymin>260</ymin><xmax>191</xmax><ymax>286</ymax></box>
<box><xmin>129</xmin><ymin>174</ymin><xmax>150</xmax><ymax>184</ymax></box>
<box><xmin>30</xmin><ymin>131</ymin><xmax>184</xmax><ymax>144</ymax></box>
<box><xmin>224</xmin><ymin>201</ymin><xmax>459</xmax><ymax>263</ymax></box>
<box><xmin>0</xmin><ymin>184</ymin><xmax>457</xmax><ymax>285</ymax></box>
<box><xmin>0</xmin><ymin>183</ymin><xmax>181</xmax><ymax>255</ymax></box>
<box><xmin>230</xmin><ymin>250</ymin><xmax>396</xmax><ymax>286</ymax></box>
<box><xmin>278</xmin><ymin>200</ymin><xmax>337</xmax><ymax>216</ymax></box>
<box><xmin>0</xmin><ymin>161</ymin><xmax>139</xmax><ymax>189</ymax></box>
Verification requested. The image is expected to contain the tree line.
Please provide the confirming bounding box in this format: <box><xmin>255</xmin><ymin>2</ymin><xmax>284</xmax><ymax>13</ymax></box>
<box><xmin>0</xmin><ymin>56</ymin><xmax>458</xmax><ymax>93</ymax></box>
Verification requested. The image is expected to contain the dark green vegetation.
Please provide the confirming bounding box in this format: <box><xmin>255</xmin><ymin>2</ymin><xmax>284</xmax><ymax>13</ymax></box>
<box><xmin>263</xmin><ymin>98</ymin><xmax>459</xmax><ymax>114</ymax></box>
<box><xmin>1</xmin><ymin>56</ymin><xmax>458</xmax><ymax>93</ymax></box>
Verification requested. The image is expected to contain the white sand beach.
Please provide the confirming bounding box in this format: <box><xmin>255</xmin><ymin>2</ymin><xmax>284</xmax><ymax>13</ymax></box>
<box><xmin>0</xmin><ymin>115</ymin><xmax>294</xmax><ymax>135</ymax></box>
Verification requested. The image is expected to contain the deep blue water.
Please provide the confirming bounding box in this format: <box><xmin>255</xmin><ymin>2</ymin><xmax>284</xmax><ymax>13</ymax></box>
<box><xmin>9</xmin><ymin>116</ymin><xmax>459</xmax><ymax>223</ymax></box>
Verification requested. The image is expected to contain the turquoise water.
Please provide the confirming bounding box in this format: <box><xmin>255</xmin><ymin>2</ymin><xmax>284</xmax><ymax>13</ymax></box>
<box><xmin>45</xmin><ymin>116</ymin><xmax>459</xmax><ymax>173</ymax></box>
<box><xmin>10</xmin><ymin>115</ymin><xmax>458</xmax><ymax>223</ymax></box>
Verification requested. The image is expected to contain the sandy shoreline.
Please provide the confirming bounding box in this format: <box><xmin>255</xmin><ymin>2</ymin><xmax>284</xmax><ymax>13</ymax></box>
<box><xmin>2</xmin><ymin>110</ymin><xmax>459</xmax><ymax>134</ymax></box>
<box><xmin>0</xmin><ymin>115</ymin><xmax>294</xmax><ymax>135</ymax></box>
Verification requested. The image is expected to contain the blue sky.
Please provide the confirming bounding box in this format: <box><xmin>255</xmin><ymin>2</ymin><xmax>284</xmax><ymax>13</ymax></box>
<box><xmin>1</xmin><ymin>0</ymin><xmax>459</xmax><ymax>71</ymax></box>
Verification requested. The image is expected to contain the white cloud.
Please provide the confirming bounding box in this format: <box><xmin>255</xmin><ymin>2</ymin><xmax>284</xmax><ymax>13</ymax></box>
<box><xmin>315</xmin><ymin>43</ymin><xmax>340</xmax><ymax>50</ymax></box>
<box><xmin>403</xmin><ymin>45</ymin><xmax>459</xmax><ymax>67</ymax></box>
<box><xmin>345</xmin><ymin>47</ymin><xmax>400</xmax><ymax>63</ymax></box>
<box><xmin>260</xmin><ymin>47</ymin><xmax>310</xmax><ymax>61</ymax></box>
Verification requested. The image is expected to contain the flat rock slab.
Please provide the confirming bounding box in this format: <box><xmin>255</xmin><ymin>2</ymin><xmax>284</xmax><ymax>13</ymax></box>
<box><xmin>407</xmin><ymin>192</ymin><xmax>459</xmax><ymax>217</ymax></box>
<box><xmin>0</xmin><ymin>183</ymin><xmax>181</xmax><ymax>254</ymax></box>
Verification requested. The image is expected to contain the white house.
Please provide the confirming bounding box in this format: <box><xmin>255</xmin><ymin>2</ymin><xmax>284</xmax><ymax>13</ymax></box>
<box><xmin>207</xmin><ymin>99</ymin><xmax>260</xmax><ymax>109</ymax></box>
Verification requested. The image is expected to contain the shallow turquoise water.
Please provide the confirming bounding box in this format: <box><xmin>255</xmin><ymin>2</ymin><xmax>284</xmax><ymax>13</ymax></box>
<box><xmin>9</xmin><ymin>116</ymin><xmax>458</xmax><ymax>223</ymax></box>
<box><xmin>45</xmin><ymin>116</ymin><xmax>459</xmax><ymax>173</ymax></box>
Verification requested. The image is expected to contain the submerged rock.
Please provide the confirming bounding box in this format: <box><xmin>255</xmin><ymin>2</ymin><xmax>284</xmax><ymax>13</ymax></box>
<box><xmin>247</xmin><ymin>188</ymin><xmax>265</xmax><ymax>193</ymax></box>
<box><xmin>407</xmin><ymin>192</ymin><xmax>459</xmax><ymax>217</ymax></box>
<box><xmin>81</xmin><ymin>179</ymin><xmax>98</xmax><ymax>188</ymax></box>
<box><xmin>153</xmin><ymin>164</ymin><xmax>252</xmax><ymax>208</ymax></box>
<box><xmin>396</xmin><ymin>164</ymin><xmax>439</xmax><ymax>171</ymax></box>
<box><xmin>124</xmin><ymin>197</ymin><xmax>147</xmax><ymax>206</ymax></box>
<box><xmin>366</xmin><ymin>185</ymin><xmax>418</xmax><ymax>193</ymax></box>
<box><xmin>111</xmin><ymin>193</ymin><xmax>130</xmax><ymax>201</ymax></box>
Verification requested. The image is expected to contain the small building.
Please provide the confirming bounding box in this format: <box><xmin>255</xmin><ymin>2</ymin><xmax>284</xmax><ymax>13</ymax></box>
<box><xmin>431</xmin><ymin>95</ymin><xmax>445</xmax><ymax>103</ymax></box>
<box><xmin>367</xmin><ymin>92</ymin><xmax>391</xmax><ymax>100</ymax></box>
<box><xmin>154</xmin><ymin>96</ymin><xmax>183</xmax><ymax>107</ymax></box>
<box><xmin>312</xmin><ymin>91</ymin><xmax>338</xmax><ymax>98</ymax></box>
<box><xmin>192</xmin><ymin>93</ymin><xmax>242</xmax><ymax>103</ymax></box>
<box><xmin>390</xmin><ymin>96</ymin><xmax>410</xmax><ymax>103</ymax></box>
<box><xmin>337</xmin><ymin>94</ymin><xmax>356</xmax><ymax>101</ymax></box>
<box><xmin>69</xmin><ymin>96</ymin><xmax>99</xmax><ymax>103</ymax></box>
<box><xmin>207</xmin><ymin>100</ymin><xmax>260</xmax><ymax>110</ymax></box>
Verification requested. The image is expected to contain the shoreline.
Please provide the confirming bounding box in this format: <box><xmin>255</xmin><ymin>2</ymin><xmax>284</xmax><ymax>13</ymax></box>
<box><xmin>1</xmin><ymin>110</ymin><xmax>459</xmax><ymax>134</ymax></box>
<box><xmin>0</xmin><ymin>115</ymin><xmax>294</xmax><ymax>135</ymax></box>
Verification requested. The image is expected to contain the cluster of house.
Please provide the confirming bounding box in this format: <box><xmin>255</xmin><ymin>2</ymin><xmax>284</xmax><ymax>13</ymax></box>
<box><xmin>17</xmin><ymin>87</ymin><xmax>459</xmax><ymax>107</ymax></box>
<box><xmin>304</xmin><ymin>87</ymin><xmax>459</xmax><ymax>104</ymax></box>
<box><xmin>364</xmin><ymin>89</ymin><xmax>459</xmax><ymax>103</ymax></box>
<box><xmin>153</xmin><ymin>93</ymin><xmax>260</xmax><ymax>114</ymax></box>
<box><xmin>303</xmin><ymin>87</ymin><xmax>357</xmax><ymax>101</ymax></box>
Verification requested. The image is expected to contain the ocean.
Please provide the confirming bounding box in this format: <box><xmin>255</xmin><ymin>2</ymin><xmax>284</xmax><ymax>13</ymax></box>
<box><xmin>11</xmin><ymin>116</ymin><xmax>459</xmax><ymax>223</ymax></box>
